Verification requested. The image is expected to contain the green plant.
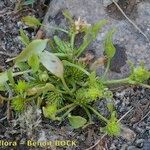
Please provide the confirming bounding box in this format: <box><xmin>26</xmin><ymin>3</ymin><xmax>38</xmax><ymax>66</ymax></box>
<box><xmin>1</xmin><ymin>12</ymin><xmax>150</xmax><ymax>137</ymax></box>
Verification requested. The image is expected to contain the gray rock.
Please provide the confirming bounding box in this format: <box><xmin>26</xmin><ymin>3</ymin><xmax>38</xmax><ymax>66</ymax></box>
<box><xmin>127</xmin><ymin>146</ymin><xmax>140</xmax><ymax>150</ymax></box>
<box><xmin>110</xmin><ymin>143</ymin><xmax>116</xmax><ymax>150</ymax></box>
<box><xmin>143</xmin><ymin>140</ymin><xmax>150</xmax><ymax>150</ymax></box>
<box><xmin>102</xmin><ymin>0</ymin><xmax>119</xmax><ymax>7</ymax></box>
<box><xmin>135</xmin><ymin>139</ymin><xmax>144</xmax><ymax>148</ymax></box>
<box><xmin>120</xmin><ymin>125</ymin><xmax>136</xmax><ymax>142</ymax></box>
<box><xmin>43</xmin><ymin>0</ymin><xmax>150</xmax><ymax>79</ymax></box>
<box><xmin>120</xmin><ymin>144</ymin><xmax>128</xmax><ymax>150</ymax></box>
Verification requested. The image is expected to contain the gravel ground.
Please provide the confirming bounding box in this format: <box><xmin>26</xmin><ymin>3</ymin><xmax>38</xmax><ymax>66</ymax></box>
<box><xmin>0</xmin><ymin>0</ymin><xmax>150</xmax><ymax>150</ymax></box>
<box><xmin>0</xmin><ymin>0</ymin><xmax>48</xmax><ymax>68</ymax></box>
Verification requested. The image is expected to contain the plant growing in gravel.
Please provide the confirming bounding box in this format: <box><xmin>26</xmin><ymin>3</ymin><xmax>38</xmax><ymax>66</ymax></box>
<box><xmin>0</xmin><ymin>12</ymin><xmax>150</xmax><ymax>137</ymax></box>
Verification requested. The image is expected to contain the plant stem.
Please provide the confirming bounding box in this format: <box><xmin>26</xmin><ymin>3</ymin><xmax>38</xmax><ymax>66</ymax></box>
<box><xmin>63</xmin><ymin>60</ymin><xmax>90</xmax><ymax>76</ymax></box>
<box><xmin>76</xmin><ymin>41</ymin><xmax>90</xmax><ymax>58</ymax></box>
<box><xmin>61</xmin><ymin>77</ymin><xmax>71</xmax><ymax>94</ymax></box>
<box><xmin>57</xmin><ymin>89</ymin><xmax>68</xmax><ymax>94</ymax></box>
<box><xmin>26</xmin><ymin>93</ymin><xmax>40</xmax><ymax>102</ymax></box>
<box><xmin>60</xmin><ymin>105</ymin><xmax>77</xmax><ymax>120</ymax></box>
<box><xmin>13</xmin><ymin>70</ymin><xmax>32</xmax><ymax>76</ymax></box>
<box><xmin>137</xmin><ymin>83</ymin><xmax>150</xmax><ymax>89</ymax></box>
<box><xmin>104</xmin><ymin>78</ymin><xmax>129</xmax><ymax>85</ymax></box>
<box><xmin>103</xmin><ymin>60</ymin><xmax>110</xmax><ymax>78</ymax></box>
<box><xmin>71</xmin><ymin>33</ymin><xmax>75</xmax><ymax>49</ymax></box>
<box><xmin>87</xmin><ymin>106</ymin><xmax>108</xmax><ymax>123</ymax></box>
<box><xmin>104</xmin><ymin>78</ymin><xmax>150</xmax><ymax>89</ymax></box>
<box><xmin>56</xmin><ymin>103</ymin><xmax>76</xmax><ymax>114</ymax></box>
<box><xmin>37</xmin><ymin>97</ymin><xmax>42</xmax><ymax>108</ymax></box>
<box><xmin>83</xmin><ymin>106</ymin><xmax>93</xmax><ymax>123</ymax></box>
<box><xmin>70</xmin><ymin>82</ymin><xmax>76</xmax><ymax>93</ymax></box>
<box><xmin>54</xmin><ymin>53</ymin><xmax>69</xmax><ymax>57</ymax></box>
<box><xmin>42</xmin><ymin>24</ymin><xmax>69</xmax><ymax>34</ymax></box>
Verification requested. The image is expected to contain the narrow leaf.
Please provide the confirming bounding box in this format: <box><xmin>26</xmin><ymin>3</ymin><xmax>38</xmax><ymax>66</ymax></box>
<box><xmin>77</xmin><ymin>20</ymin><xmax>108</xmax><ymax>57</ymax></box>
<box><xmin>63</xmin><ymin>60</ymin><xmax>90</xmax><ymax>76</ymax></box>
<box><xmin>28</xmin><ymin>53</ymin><xmax>39</xmax><ymax>72</ymax></box>
<box><xmin>19</xmin><ymin>28</ymin><xmax>30</xmax><ymax>46</ymax></box>
<box><xmin>40</xmin><ymin>51</ymin><xmax>64</xmax><ymax>78</ymax></box>
<box><xmin>15</xmin><ymin>62</ymin><xmax>30</xmax><ymax>71</ymax></box>
<box><xmin>15</xmin><ymin>39</ymin><xmax>49</xmax><ymax>62</ymax></box>
<box><xmin>0</xmin><ymin>72</ymin><xmax>9</xmax><ymax>84</ymax></box>
<box><xmin>27</xmin><ymin>83</ymin><xmax>55</xmax><ymax>96</ymax></box>
<box><xmin>7</xmin><ymin>69</ymin><xmax>15</xmax><ymax>87</ymax></box>
<box><xmin>104</xmin><ymin>28</ymin><xmax>116</xmax><ymax>60</ymax></box>
<box><xmin>68</xmin><ymin>115</ymin><xmax>87</xmax><ymax>129</ymax></box>
<box><xmin>63</xmin><ymin>10</ymin><xmax>74</xmax><ymax>25</ymax></box>
<box><xmin>54</xmin><ymin>36</ymin><xmax>72</xmax><ymax>54</ymax></box>
<box><xmin>22</xmin><ymin>16</ymin><xmax>41</xmax><ymax>27</ymax></box>
<box><xmin>54</xmin><ymin>36</ymin><xmax>65</xmax><ymax>52</ymax></box>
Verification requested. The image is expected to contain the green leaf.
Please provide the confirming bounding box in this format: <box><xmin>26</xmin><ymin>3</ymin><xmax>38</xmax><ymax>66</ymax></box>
<box><xmin>42</xmin><ymin>103</ymin><xmax>57</xmax><ymax>120</ymax></box>
<box><xmin>0</xmin><ymin>72</ymin><xmax>9</xmax><ymax>85</ymax></box>
<box><xmin>54</xmin><ymin>36</ymin><xmax>72</xmax><ymax>54</ymax></box>
<box><xmin>104</xmin><ymin>28</ymin><xmax>116</xmax><ymax>60</ymax></box>
<box><xmin>107</xmin><ymin>102</ymin><xmax>114</xmax><ymax>112</ymax></box>
<box><xmin>68</xmin><ymin>115</ymin><xmax>87</xmax><ymax>129</ymax></box>
<box><xmin>22</xmin><ymin>16</ymin><xmax>41</xmax><ymax>27</ymax></box>
<box><xmin>15</xmin><ymin>39</ymin><xmax>49</xmax><ymax>62</ymax></box>
<box><xmin>0</xmin><ymin>70</ymin><xmax>31</xmax><ymax>85</ymax></box>
<box><xmin>63</xmin><ymin>60</ymin><xmax>90</xmax><ymax>76</ymax></box>
<box><xmin>19</xmin><ymin>28</ymin><xmax>30</xmax><ymax>46</ymax></box>
<box><xmin>39</xmin><ymin>71</ymin><xmax>49</xmax><ymax>82</ymax></box>
<box><xmin>0</xmin><ymin>85</ymin><xmax>6</xmax><ymax>91</ymax></box>
<box><xmin>11</xmin><ymin>97</ymin><xmax>26</xmax><ymax>112</ymax></box>
<box><xmin>27</xmin><ymin>83</ymin><xmax>55</xmax><ymax>96</ymax></box>
<box><xmin>129</xmin><ymin>65</ymin><xmax>150</xmax><ymax>83</ymax></box>
<box><xmin>40</xmin><ymin>51</ymin><xmax>64</xmax><ymax>78</ymax></box>
<box><xmin>105</xmin><ymin>111</ymin><xmax>121</xmax><ymax>136</ymax></box>
<box><xmin>77</xmin><ymin>20</ymin><xmax>108</xmax><ymax>57</ymax></box>
<box><xmin>7</xmin><ymin>69</ymin><xmax>15</xmax><ymax>87</ymax></box>
<box><xmin>15</xmin><ymin>80</ymin><xmax>28</xmax><ymax>94</ymax></box>
<box><xmin>28</xmin><ymin>53</ymin><xmax>39</xmax><ymax>72</ymax></box>
<box><xmin>15</xmin><ymin>62</ymin><xmax>30</xmax><ymax>71</ymax></box>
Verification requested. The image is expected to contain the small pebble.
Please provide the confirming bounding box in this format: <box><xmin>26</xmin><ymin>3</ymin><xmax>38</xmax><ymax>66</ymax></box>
<box><xmin>135</xmin><ymin>139</ymin><xmax>144</xmax><ymax>148</ymax></box>
<box><xmin>120</xmin><ymin>125</ymin><xmax>136</xmax><ymax>141</ymax></box>
<box><xmin>120</xmin><ymin>144</ymin><xmax>128</xmax><ymax>150</ymax></box>
<box><xmin>110</xmin><ymin>143</ymin><xmax>116</xmax><ymax>150</ymax></box>
<box><xmin>127</xmin><ymin>146</ymin><xmax>140</xmax><ymax>150</ymax></box>
<box><xmin>143</xmin><ymin>140</ymin><xmax>150</xmax><ymax>150</ymax></box>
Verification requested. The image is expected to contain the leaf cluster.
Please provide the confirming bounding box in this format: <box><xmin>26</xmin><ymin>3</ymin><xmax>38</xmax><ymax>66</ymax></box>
<box><xmin>0</xmin><ymin>13</ymin><xmax>149</xmax><ymax>137</ymax></box>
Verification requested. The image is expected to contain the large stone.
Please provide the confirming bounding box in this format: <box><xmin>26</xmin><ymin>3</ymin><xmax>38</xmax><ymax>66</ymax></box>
<box><xmin>103</xmin><ymin>0</ymin><xmax>119</xmax><ymax>7</ymax></box>
<box><xmin>43</xmin><ymin>0</ymin><xmax>150</xmax><ymax>79</ymax></box>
